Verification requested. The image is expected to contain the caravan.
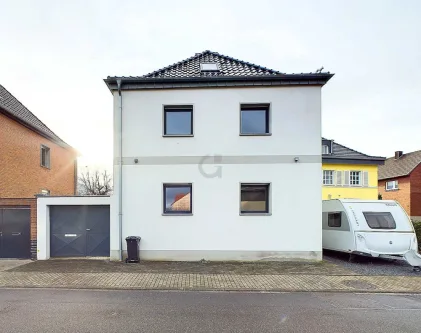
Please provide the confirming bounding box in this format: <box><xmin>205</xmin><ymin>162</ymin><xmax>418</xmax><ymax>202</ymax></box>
<box><xmin>323</xmin><ymin>199</ymin><xmax>421</xmax><ymax>271</ymax></box>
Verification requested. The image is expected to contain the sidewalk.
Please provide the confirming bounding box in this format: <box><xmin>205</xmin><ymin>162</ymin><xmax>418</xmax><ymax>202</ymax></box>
<box><xmin>0</xmin><ymin>260</ymin><xmax>420</xmax><ymax>293</ymax></box>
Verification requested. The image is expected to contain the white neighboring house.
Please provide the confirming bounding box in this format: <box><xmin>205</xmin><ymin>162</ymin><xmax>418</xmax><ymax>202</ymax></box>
<box><xmin>104</xmin><ymin>50</ymin><xmax>333</xmax><ymax>261</ymax></box>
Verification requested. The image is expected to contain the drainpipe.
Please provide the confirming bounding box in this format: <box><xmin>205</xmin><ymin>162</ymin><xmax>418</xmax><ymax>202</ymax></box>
<box><xmin>117</xmin><ymin>79</ymin><xmax>123</xmax><ymax>261</ymax></box>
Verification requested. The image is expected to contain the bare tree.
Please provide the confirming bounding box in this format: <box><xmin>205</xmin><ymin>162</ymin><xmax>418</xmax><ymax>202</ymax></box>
<box><xmin>78</xmin><ymin>170</ymin><xmax>112</xmax><ymax>195</ymax></box>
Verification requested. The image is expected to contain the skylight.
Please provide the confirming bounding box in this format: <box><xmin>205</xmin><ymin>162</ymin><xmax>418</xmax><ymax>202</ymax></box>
<box><xmin>200</xmin><ymin>63</ymin><xmax>219</xmax><ymax>71</ymax></box>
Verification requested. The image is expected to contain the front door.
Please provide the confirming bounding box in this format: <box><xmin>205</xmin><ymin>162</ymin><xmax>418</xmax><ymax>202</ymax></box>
<box><xmin>0</xmin><ymin>208</ymin><xmax>31</xmax><ymax>259</ymax></box>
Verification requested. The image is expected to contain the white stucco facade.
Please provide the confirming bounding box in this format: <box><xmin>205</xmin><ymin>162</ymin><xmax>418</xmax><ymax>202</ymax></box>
<box><xmin>111</xmin><ymin>86</ymin><xmax>323</xmax><ymax>261</ymax></box>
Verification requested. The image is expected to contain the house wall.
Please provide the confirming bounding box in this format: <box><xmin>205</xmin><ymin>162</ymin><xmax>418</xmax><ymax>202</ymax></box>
<box><xmin>36</xmin><ymin>196</ymin><xmax>111</xmax><ymax>260</ymax></box>
<box><xmin>0</xmin><ymin>198</ymin><xmax>37</xmax><ymax>259</ymax></box>
<box><xmin>378</xmin><ymin>176</ymin><xmax>411</xmax><ymax>215</ymax></box>
<box><xmin>0</xmin><ymin>112</ymin><xmax>76</xmax><ymax>198</ymax></box>
<box><xmin>322</xmin><ymin>164</ymin><xmax>378</xmax><ymax>200</ymax></box>
<box><xmin>410</xmin><ymin>164</ymin><xmax>421</xmax><ymax>219</ymax></box>
<box><xmin>112</xmin><ymin>86</ymin><xmax>323</xmax><ymax>261</ymax></box>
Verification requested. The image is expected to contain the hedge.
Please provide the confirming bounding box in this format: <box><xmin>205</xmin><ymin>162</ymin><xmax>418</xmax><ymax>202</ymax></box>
<box><xmin>413</xmin><ymin>221</ymin><xmax>421</xmax><ymax>252</ymax></box>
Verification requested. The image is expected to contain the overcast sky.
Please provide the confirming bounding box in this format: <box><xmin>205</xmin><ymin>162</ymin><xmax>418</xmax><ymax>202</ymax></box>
<box><xmin>1</xmin><ymin>0</ymin><xmax>420</xmax><ymax>170</ymax></box>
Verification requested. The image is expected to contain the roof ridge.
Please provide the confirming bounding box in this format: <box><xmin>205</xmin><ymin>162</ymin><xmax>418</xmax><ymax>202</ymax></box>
<box><xmin>0</xmin><ymin>84</ymin><xmax>69</xmax><ymax>147</ymax></box>
<box><xmin>384</xmin><ymin>149</ymin><xmax>421</xmax><ymax>160</ymax></box>
<box><xmin>205</xmin><ymin>50</ymin><xmax>284</xmax><ymax>75</ymax></box>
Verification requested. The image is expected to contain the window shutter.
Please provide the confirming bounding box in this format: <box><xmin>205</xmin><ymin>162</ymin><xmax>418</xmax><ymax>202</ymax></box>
<box><xmin>344</xmin><ymin>171</ymin><xmax>350</xmax><ymax>186</ymax></box>
<box><xmin>363</xmin><ymin>171</ymin><xmax>369</xmax><ymax>187</ymax></box>
<box><xmin>336</xmin><ymin>171</ymin><xmax>343</xmax><ymax>185</ymax></box>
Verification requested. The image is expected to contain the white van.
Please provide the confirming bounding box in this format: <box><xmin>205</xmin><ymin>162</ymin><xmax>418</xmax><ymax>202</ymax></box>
<box><xmin>323</xmin><ymin>199</ymin><xmax>421</xmax><ymax>271</ymax></box>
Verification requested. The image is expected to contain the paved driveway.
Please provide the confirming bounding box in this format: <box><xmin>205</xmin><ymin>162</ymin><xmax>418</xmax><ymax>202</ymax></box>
<box><xmin>323</xmin><ymin>250</ymin><xmax>419</xmax><ymax>276</ymax></box>
<box><xmin>0</xmin><ymin>260</ymin><xmax>32</xmax><ymax>272</ymax></box>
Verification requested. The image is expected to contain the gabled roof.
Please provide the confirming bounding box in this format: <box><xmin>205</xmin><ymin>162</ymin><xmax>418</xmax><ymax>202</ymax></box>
<box><xmin>0</xmin><ymin>85</ymin><xmax>73</xmax><ymax>150</ymax></box>
<box><xmin>104</xmin><ymin>50</ymin><xmax>333</xmax><ymax>91</ymax></box>
<box><xmin>142</xmin><ymin>50</ymin><xmax>284</xmax><ymax>78</ymax></box>
<box><xmin>322</xmin><ymin>138</ymin><xmax>385</xmax><ymax>165</ymax></box>
<box><xmin>378</xmin><ymin>150</ymin><xmax>421</xmax><ymax>180</ymax></box>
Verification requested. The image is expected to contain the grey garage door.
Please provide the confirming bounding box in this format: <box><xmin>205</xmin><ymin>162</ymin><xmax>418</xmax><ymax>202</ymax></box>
<box><xmin>50</xmin><ymin>205</ymin><xmax>110</xmax><ymax>257</ymax></box>
<box><xmin>0</xmin><ymin>208</ymin><xmax>31</xmax><ymax>259</ymax></box>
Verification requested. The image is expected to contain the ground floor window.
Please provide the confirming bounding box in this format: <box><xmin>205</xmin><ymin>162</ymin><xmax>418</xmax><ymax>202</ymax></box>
<box><xmin>240</xmin><ymin>183</ymin><xmax>270</xmax><ymax>214</ymax></box>
<box><xmin>385</xmin><ymin>180</ymin><xmax>398</xmax><ymax>191</ymax></box>
<box><xmin>163</xmin><ymin>184</ymin><xmax>192</xmax><ymax>214</ymax></box>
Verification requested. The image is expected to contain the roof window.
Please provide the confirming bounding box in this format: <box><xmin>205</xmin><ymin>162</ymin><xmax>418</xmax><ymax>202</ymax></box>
<box><xmin>200</xmin><ymin>63</ymin><xmax>219</xmax><ymax>72</ymax></box>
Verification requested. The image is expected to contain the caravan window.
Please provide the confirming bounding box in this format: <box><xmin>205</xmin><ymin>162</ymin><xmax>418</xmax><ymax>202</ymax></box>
<box><xmin>363</xmin><ymin>212</ymin><xmax>396</xmax><ymax>229</ymax></box>
<box><xmin>328</xmin><ymin>213</ymin><xmax>341</xmax><ymax>227</ymax></box>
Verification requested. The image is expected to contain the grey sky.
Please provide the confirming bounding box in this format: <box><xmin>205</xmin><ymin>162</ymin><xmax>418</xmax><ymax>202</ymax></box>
<box><xmin>1</xmin><ymin>0</ymin><xmax>420</xmax><ymax>169</ymax></box>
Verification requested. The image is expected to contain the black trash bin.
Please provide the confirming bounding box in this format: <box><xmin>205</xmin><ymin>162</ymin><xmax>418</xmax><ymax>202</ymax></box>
<box><xmin>125</xmin><ymin>236</ymin><xmax>141</xmax><ymax>263</ymax></box>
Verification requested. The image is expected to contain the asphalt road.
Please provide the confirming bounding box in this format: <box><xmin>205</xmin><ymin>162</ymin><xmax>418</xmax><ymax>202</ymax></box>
<box><xmin>0</xmin><ymin>289</ymin><xmax>420</xmax><ymax>333</ymax></box>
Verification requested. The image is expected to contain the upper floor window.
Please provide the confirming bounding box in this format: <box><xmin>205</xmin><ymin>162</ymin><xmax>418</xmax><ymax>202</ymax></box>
<box><xmin>349</xmin><ymin>171</ymin><xmax>361</xmax><ymax>186</ymax></box>
<box><xmin>323</xmin><ymin>170</ymin><xmax>334</xmax><ymax>185</ymax></box>
<box><xmin>163</xmin><ymin>105</ymin><xmax>193</xmax><ymax>136</ymax></box>
<box><xmin>40</xmin><ymin>145</ymin><xmax>50</xmax><ymax>168</ymax></box>
<box><xmin>386</xmin><ymin>180</ymin><xmax>398</xmax><ymax>191</ymax></box>
<box><xmin>322</xmin><ymin>145</ymin><xmax>330</xmax><ymax>154</ymax></box>
<box><xmin>240</xmin><ymin>104</ymin><xmax>270</xmax><ymax>135</ymax></box>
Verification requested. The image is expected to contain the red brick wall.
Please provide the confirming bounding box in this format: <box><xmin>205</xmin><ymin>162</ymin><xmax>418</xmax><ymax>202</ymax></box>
<box><xmin>378</xmin><ymin>176</ymin><xmax>411</xmax><ymax>215</ymax></box>
<box><xmin>410</xmin><ymin>164</ymin><xmax>421</xmax><ymax>217</ymax></box>
<box><xmin>0</xmin><ymin>112</ymin><xmax>76</xmax><ymax>198</ymax></box>
<box><xmin>0</xmin><ymin>198</ymin><xmax>37</xmax><ymax>258</ymax></box>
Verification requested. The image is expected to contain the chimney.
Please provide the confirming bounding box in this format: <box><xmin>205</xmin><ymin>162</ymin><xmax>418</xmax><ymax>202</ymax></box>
<box><xmin>395</xmin><ymin>151</ymin><xmax>403</xmax><ymax>159</ymax></box>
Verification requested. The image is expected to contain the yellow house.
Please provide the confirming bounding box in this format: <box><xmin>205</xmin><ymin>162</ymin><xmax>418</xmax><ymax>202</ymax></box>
<box><xmin>322</xmin><ymin>138</ymin><xmax>385</xmax><ymax>200</ymax></box>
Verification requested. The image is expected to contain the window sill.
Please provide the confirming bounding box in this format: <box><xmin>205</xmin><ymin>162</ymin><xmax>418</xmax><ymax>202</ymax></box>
<box><xmin>162</xmin><ymin>213</ymin><xmax>193</xmax><ymax>216</ymax></box>
<box><xmin>163</xmin><ymin>134</ymin><xmax>194</xmax><ymax>138</ymax></box>
<box><xmin>385</xmin><ymin>189</ymin><xmax>399</xmax><ymax>191</ymax></box>
<box><xmin>239</xmin><ymin>133</ymin><xmax>272</xmax><ymax>136</ymax></box>
<box><xmin>240</xmin><ymin>213</ymin><xmax>272</xmax><ymax>216</ymax></box>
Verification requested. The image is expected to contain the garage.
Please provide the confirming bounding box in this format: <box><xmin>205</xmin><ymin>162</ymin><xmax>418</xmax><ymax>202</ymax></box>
<box><xmin>0</xmin><ymin>207</ymin><xmax>31</xmax><ymax>259</ymax></box>
<box><xmin>50</xmin><ymin>205</ymin><xmax>110</xmax><ymax>257</ymax></box>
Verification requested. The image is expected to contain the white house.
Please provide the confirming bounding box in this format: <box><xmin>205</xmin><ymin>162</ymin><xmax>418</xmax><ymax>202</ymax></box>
<box><xmin>104</xmin><ymin>50</ymin><xmax>333</xmax><ymax>261</ymax></box>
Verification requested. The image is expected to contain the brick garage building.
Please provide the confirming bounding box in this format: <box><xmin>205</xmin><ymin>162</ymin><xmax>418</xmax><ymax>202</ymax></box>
<box><xmin>0</xmin><ymin>85</ymin><xmax>77</xmax><ymax>258</ymax></box>
<box><xmin>378</xmin><ymin>150</ymin><xmax>421</xmax><ymax>220</ymax></box>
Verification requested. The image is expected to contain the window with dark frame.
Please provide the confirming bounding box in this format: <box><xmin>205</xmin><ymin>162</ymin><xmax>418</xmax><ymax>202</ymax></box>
<box><xmin>163</xmin><ymin>106</ymin><xmax>193</xmax><ymax>136</ymax></box>
<box><xmin>41</xmin><ymin>145</ymin><xmax>50</xmax><ymax>168</ymax></box>
<box><xmin>328</xmin><ymin>212</ymin><xmax>341</xmax><ymax>227</ymax></box>
<box><xmin>240</xmin><ymin>104</ymin><xmax>270</xmax><ymax>135</ymax></box>
<box><xmin>240</xmin><ymin>184</ymin><xmax>269</xmax><ymax>214</ymax></box>
<box><xmin>163</xmin><ymin>184</ymin><xmax>192</xmax><ymax>214</ymax></box>
<box><xmin>363</xmin><ymin>212</ymin><xmax>396</xmax><ymax>229</ymax></box>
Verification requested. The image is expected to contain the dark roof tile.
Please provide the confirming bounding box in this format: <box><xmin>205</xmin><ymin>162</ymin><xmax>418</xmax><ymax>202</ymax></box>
<box><xmin>378</xmin><ymin>150</ymin><xmax>421</xmax><ymax>180</ymax></box>
<box><xmin>0</xmin><ymin>85</ymin><xmax>72</xmax><ymax>149</ymax></box>
<box><xmin>323</xmin><ymin>138</ymin><xmax>385</xmax><ymax>162</ymax></box>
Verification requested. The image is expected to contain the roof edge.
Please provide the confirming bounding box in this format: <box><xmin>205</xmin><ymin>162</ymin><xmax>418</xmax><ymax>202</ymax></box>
<box><xmin>323</xmin><ymin>157</ymin><xmax>385</xmax><ymax>165</ymax></box>
<box><xmin>104</xmin><ymin>73</ymin><xmax>334</xmax><ymax>91</ymax></box>
<box><xmin>0</xmin><ymin>107</ymin><xmax>77</xmax><ymax>154</ymax></box>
